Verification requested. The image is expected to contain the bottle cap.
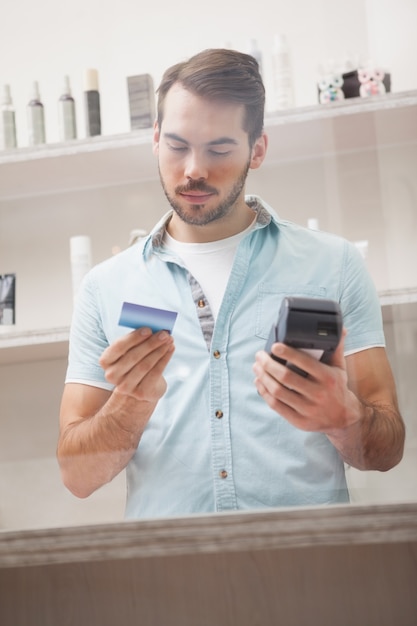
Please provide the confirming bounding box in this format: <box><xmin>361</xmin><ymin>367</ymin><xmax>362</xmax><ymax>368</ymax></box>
<box><xmin>62</xmin><ymin>75</ymin><xmax>72</xmax><ymax>96</ymax></box>
<box><xmin>84</xmin><ymin>69</ymin><xmax>99</xmax><ymax>92</ymax></box>
<box><xmin>273</xmin><ymin>34</ymin><xmax>289</xmax><ymax>52</ymax></box>
<box><xmin>2</xmin><ymin>84</ymin><xmax>12</xmax><ymax>106</ymax></box>
<box><xmin>70</xmin><ymin>235</ymin><xmax>92</xmax><ymax>259</ymax></box>
<box><xmin>30</xmin><ymin>81</ymin><xmax>41</xmax><ymax>101</ymax></box>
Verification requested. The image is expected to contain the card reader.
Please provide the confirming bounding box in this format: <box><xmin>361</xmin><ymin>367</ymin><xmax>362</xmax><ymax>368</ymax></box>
<box><xmin>265</xmin><ymin>296</ymin><xmax>343</xmax><ymax>376</ymax></box>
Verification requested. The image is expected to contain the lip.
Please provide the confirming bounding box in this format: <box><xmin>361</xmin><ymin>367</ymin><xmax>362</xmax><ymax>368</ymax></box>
<box><xmin>180</xmin><ymin>192</ymin><xmax>213</xmax><ymax>203</ymax></box>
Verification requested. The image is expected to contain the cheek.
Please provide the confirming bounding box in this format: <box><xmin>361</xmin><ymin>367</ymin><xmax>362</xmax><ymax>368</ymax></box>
<box><xmin>212</xmin><ymin>159</ymin><xmax>245</xmax><ymax>181</ymax></box>
<box><xmin>158</xmin><ymin>152</ymin><xmax>182</xmax><ymax>178</ymax></box>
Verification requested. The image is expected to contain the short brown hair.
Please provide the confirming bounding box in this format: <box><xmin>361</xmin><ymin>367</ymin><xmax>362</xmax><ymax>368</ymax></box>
<box><xmin>156</xmin><ymin>48</ymin><xmax>265</xmax><ymax>147</ymax></box>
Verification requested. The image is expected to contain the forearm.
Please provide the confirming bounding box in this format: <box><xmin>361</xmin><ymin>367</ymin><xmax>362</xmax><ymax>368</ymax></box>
<box><xmin>57</xmin><ymin>392</ymin><xmax>154</xmax><ymax>498</ymax></box>
<box><xmin>327</xmin><ymin>394</ymin><xmax>405</xmax><ymax>471</ymax></box>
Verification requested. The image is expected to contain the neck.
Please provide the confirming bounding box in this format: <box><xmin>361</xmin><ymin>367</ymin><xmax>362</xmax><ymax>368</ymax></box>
<box><xmin>167</xmin><ymin>200</ymin><xmax>255</xmax><ymax>243</ymax></box>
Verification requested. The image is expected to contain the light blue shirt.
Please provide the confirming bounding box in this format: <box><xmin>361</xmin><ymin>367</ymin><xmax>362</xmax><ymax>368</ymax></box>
<box><xmin>66</xmin><ymin>196</ymin><xmax>385</xmax><ymax>518</ymax></box>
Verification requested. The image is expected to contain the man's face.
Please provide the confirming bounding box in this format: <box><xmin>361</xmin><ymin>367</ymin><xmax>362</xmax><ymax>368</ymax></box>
<box><xmin>153</xmin><ymin>84</ymin><xmax>263</xmax><ymax>231</ymax></box>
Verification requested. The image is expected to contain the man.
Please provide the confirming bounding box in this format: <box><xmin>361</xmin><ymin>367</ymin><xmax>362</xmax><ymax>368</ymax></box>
<box><xmin>57</xmin><ymin>48</ymin><xmax>405</xmax><ymax>518</ymax></box>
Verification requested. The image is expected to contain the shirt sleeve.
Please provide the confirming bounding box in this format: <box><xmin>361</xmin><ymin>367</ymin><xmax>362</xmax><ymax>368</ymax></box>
<box><xmin>339</xmin><ymin>240</ymin><xmax>385</xmax><ymax>354</ymax></box>
<box><xmin>65</xmin><ymin>270</ymin><xmax>114</xmax><ymax>389</ymax></box>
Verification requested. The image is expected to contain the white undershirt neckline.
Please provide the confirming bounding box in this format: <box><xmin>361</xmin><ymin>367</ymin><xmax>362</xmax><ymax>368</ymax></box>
<box><xmin>163</xmin><ymin>219</ymin><xmax>256</xmax><ymax>319</ymax></box>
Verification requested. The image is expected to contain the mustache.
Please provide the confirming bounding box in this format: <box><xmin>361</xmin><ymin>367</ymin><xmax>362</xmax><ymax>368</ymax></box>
<box><xmin>175</xmin><ymin>180</ymin><xmax>218</xmax><ymax>195</ymax></box>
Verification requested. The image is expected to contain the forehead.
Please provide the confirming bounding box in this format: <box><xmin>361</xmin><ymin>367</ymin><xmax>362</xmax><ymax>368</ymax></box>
<box><xmin>161</xmin><ymin>83</ymin><xmax>247</xmax><ymax>142</ymax></box>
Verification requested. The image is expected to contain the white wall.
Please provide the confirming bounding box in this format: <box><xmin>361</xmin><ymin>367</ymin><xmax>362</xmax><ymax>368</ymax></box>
<box><xmin>1</xmin><ymin>0</ymin><xmax>416</xmax><ymax>146</ymax></box>
<box><xmin>366</xmin><ymin>0</ymin><xmax>417</xmax><ymax>92</ymax></box>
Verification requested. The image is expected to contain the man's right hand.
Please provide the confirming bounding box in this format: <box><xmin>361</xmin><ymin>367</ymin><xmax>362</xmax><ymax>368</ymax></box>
<box><xmin>57</xmin><ymin>327</ymin><xmax>175</xmax><ymax>498</ymax></box>
<box><xmin>99</xmin><ymin>327</ymin><xmax>175</xmax><ymax>404</ymax></box>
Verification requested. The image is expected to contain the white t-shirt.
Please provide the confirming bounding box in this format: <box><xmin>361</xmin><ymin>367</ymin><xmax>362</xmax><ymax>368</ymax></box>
<box><xmin>163</xmin><ymin>219</ymin><xmax>256</xmax><ymax>319</ymax></box>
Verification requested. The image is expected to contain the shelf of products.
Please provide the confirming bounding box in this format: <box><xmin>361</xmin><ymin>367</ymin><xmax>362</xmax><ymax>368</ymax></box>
<box><xmin>1</xmin><ymin>91</ymin><xmax>417</xmax><ymax>364</ymax></box>
<box><xmin>0</xmin><ymin>90</ymin><xmax>416</xmax><ymax>200</ymax></box>
<box><xmin>1</xmin><ymin>288</ymin><xmax>415</xmax><ymax>365</ymax></box>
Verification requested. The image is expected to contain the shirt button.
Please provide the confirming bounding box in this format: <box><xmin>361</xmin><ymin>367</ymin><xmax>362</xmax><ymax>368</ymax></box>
<box><xmin>215</xmin><ymin>410</ymin><xmax>223</xmax><ymax>419</ymax></box>
<box><xmin>213</xmin><ymin>350</ymin><xmax>221</xmax><ymax>359</ymax></box>
<box><xmin>219</xmin><ymin>470</ymin><xmax>228</xmax><ymax>479</ymax></box>
<box><xmin>197</xmin><ymin>299</ymin><xmax>205</xmax><ymax>308</ymax></box>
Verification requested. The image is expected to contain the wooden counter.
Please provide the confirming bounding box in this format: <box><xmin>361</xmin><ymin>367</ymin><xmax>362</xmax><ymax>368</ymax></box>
<box><xmin>1</xmin><ymin>502</ymin><xmax>417</xmax><ymax>625</ymax></box>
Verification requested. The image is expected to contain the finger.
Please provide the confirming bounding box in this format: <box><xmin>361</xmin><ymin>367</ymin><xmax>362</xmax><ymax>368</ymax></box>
<box><xmin>260</xmin><ymin>344</ymin><xmax>318</xmax><ymax>384</ymax></box>
<box><xmin>136</xmin><ymin>345</ymin><xmax>176</xmax><ymax>399</ymax></box>
<box><xmin>103</xmin><ymin>331</ymin><xmax>174</xmax><ymax>385</ymax></box>
<box><xmin>125</xmin><ymin>335</ymin><xmax>174</xmax><ymax>383</ymax></box>
<box><xmin>117</xmin><ymin>342</ymin><xmax>175</xmax><ymax>400</ymax></box>
<box><xmin>254</xmin><ymin>355</ymin><xmax>312</xmax><ymax>401</ymax></box>
<box><xmin>270</xmin><ymin>341</ymin><xmax>341</xmax><ymax>380</ymax></box>
<box><xmin>254</xmin><ymin>372</ymin><xmax>310</xmax><ymax>429</ymax></box>
<box><xmin>100</xmin><ymin>327</ymin><xmax>153</xmax><ymax>368</ymax></box>
<box><xmin>112</xmin><ymin>350</ymin><xmax>173</xmax><ymax>403</ymax></box>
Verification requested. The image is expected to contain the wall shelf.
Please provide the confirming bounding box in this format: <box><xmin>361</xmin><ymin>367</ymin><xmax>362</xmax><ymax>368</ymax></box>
<box><xmin>264</xmin><ymin>89</ymin><xmax>417</xmax><ymax>125</ymax></box>
<box><xmin>380</xmin><ymin>288</ymin><xmax>417</xmax><ymax>323</ymax></box>
<box><xmin>1</xmin><ymin>288</ymin><xmax>415</xmax><ymax>365</ymax></box>
<box><xmin>0</xmin><ymin>327</ymin><xmax>69</xmax><ymax>365</ymax></box>
<box><xmin>379</xmin><ymin>286</ymin><xmax>417</xmax><ymax>307</ymax></box>
<box><xmin>0</xmin><ymin>90</ymin><xmax>416</xmax><ymax>200</ymax></box>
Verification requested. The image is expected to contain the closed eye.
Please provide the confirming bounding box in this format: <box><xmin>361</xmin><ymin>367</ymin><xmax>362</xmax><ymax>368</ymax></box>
<box><xmin>168</xmin><ymin>143</ymin><xmax>188</xmax><ymax>152</ymax></box>
<box><xmin>208</xmin><ymin>148</ymin><xmax>232</xmax><ymax>156</ymax></box>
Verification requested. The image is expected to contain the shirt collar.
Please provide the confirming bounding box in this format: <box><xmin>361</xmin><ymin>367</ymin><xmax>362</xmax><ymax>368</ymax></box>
<box><xmin>142</xmin><ymin>195</ymin><xmax>277</xmax><ymax>260</ymax></box>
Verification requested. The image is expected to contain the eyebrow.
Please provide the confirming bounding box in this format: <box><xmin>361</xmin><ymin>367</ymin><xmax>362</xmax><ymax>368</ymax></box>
<box><xmin>163</xmin><ymin>132</ymin><xmax>239</xmax><ymax>147</ymax></box>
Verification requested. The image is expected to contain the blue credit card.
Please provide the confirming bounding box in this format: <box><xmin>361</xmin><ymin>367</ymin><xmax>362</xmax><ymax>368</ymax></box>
<box><xmin>118</xmin><ymin>301</ymin><xmax>178</xmax><ymax>334</ymax></box>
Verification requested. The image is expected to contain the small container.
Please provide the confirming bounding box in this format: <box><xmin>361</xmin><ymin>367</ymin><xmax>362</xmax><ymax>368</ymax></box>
<box><xmin>1</xmin><ymin>84</ymin><xmax>17</xmax><ymax>150</ymax></box>
<box><xmin>272</xmin><ymin>34</ymin><xmax>294</xmax><ymax>110</ymax></box>
<box><xmin>0</xmin><ymin>273</ymin><xmax>16</xmax><ymax>325</ymax></box>
<box><xmin>84</xmin><ymin>69</ymin><xmax>101</xmax><ymax>136</ymax></box>
<box><xmin>58</xmin><ymin>75</ymin><xmax>77</xmax><ymax>141</ymax></box>
<box><xmin>127</xmin><ymin>74</ymin><xmax>155</xmax><ymax>130</ymax></box>
<box><xmin>27</xmin><ymin>81</ymin><xmax>46</xmax><ymax>145</ymax></box>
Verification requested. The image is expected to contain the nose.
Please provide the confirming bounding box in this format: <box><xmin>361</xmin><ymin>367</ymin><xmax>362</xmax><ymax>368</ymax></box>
<box><xmin>184</xmin><ymin>151</ymin><xmax>208</xmax><ymax>180</ymax></box>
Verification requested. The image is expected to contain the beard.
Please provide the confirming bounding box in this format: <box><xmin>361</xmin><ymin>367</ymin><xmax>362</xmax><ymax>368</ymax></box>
<box><xmin>159</xmin><ymin>158</ymin><xmax>251</xmax><ymax>227</ymax></box>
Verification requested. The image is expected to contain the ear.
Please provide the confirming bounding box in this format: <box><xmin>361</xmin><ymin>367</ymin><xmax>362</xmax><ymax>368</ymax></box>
<box><xmin>249</xmin><ymin>132</ymin><xmax>268</xmax><ymax>170</ymax></box>
<box><xmin>152</xmin><ymin>120</ymin><xmax>160</xmax><ymax>156</ymax></box>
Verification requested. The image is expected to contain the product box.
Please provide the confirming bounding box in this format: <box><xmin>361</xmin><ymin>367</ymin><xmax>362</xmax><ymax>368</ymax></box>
<box><xmin>341</xmin><ymin>69</ymin><xmax>391</xmax><ymax>99</ymax></box>
<box><xmin>127</xmin><ymin>74</ymin><xmax>156</xmax><ymax>130</ymax></box>
<box><xmin>0</xmin><ymin>273</ymin><xmax>15</xmax><ymax>325</ymax></box>
<box><xmin>317</xmin><ymin>68</ymin><xmax>391</xmax><ymax>104</ymax></box>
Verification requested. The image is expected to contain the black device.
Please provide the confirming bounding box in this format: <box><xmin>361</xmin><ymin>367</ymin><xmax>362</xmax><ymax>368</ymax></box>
<box><xmin>265</xmin><ymin>296</ymin><xmax>343</xmax><ymax>376</ymax></box>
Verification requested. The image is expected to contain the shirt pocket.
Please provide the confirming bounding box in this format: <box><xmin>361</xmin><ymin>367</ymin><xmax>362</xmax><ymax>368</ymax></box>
<box><xmin>255</xmin><ymin>283</ymin><xmax>327</xmax><ymax>340</ymax></box>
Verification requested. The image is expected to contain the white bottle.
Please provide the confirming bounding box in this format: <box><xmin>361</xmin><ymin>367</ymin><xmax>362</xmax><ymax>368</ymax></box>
<box><xmin>70</xmin><ymin>235</ymin><xmax>92</xmax><ymax>303</ymax></box>
<box><xmin>1</xmin><ymin>84</ymin><xmax>17</xmax><ymax>149</ymax></box>
<box><xmin>27</xmin><ymin>81</ymin><xmax>46</xmax><ymax>145</ymax></box>
<box><xmin>58</xmin><ymin>76</ymin><xmax>77</xmax><ymax>141</ymax></box>
<box><xmin>248</xmin><ymin>38</ymin><xmax>263</xmax><ymax>77</ymax></box>
<box><xmin>272</xmin><ymin>34</ymin><xmax>294</xmax><ymax>110</ymax></box>
<box><xmin>307</xmin><ymin>218</ymin><xmax>319</xmax><ymax>230</ymax></box>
